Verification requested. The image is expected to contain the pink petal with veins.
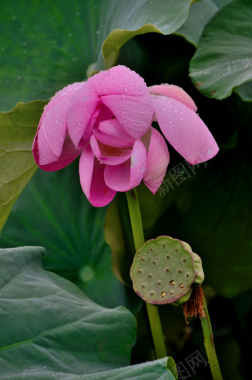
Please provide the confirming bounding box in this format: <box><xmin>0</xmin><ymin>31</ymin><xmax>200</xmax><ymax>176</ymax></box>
<box><xmin>149</xmin><ymin>84</ymin><xmax>197</xmax><ymax>112</ymax></box>
<box><xmin>79</xmin><ymin>144</ymin><xmax>116</xmax><ymax>207</ymax></box>
<box><xmin>95</xmin><ymin>65</ymin><xmax>150</xmax><ymax>97</ymax></box>
<box><xmin>143</xmin><ymin>127</ymin><xmax>170</xmax><ymax>194</ymax></box>
<box><xmin>93</xmin><ymin>119</ymin><xmax>135</xmax><ymax>148</ymax></box>
<box><xmin>40</xmin><ymin>98</ymin><xmax>69</xmax><ymax>157</ymax></box>
<box><xmin>101</xmin><ymin>94</ymin><xmax>153</xmax><ymax>139</ymax></box>
<box><xmin>33</xmin><ymin>82</ymin><xmax>83</xmax><ymax>170</ymax></box>
<box><xmin>152</xmin><ymin>95</ymin><xmax>219</xmax><ymax>164</ymax></box>
<box><xmin>104</xmin><ymin>140</ymin><xmax>147</xmax><ymax>191</ymax></box>
<box><xmin>40</xmin><ymin>82</ymin><xmax>85</xmax><ymax>125</ymax></box>
<box><xmin>67</xmin><ymin>79</ymin><xmax>99</xmax><ymax>148</ymax></box>
<box><xmin>90</xmin><ymin>135</ymin><xmax>132</xmax><ymax>165</ymax></box>
<box><xmin>33</xmin><ymin>129</ymin><xmax>80</xmax><ymax>171</ymax></box>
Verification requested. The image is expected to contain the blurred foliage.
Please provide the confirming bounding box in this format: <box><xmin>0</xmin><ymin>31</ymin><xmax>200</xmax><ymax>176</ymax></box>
<box><xmin>0</xmin><ymin>0</ymin><xmax>252</xmax><ymax>379</ymax></box>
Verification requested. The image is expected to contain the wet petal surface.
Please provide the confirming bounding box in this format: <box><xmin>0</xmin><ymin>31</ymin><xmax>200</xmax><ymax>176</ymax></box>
<box><xmin>152</xmin><ymin>95</ymin><xmax>219</xmax><ymax>164</ymax></box>
<box><xmin>143</xmin><ymin>128</ymin><xmax>170</xmax><ymax>194</ymax></box>
<box><xmin>79</xmin><ymin>144</ymin><xmax>116</xmax><ymax>207</ymax></box>
<box><xmin>104</xmin><ymin>140</ymin><xmax>147</xmax><ymax>191</ymax></box>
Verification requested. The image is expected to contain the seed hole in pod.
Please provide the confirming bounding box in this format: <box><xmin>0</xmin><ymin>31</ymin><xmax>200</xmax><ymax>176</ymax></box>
<box><xmin>150</xmin><ymin>247</ymin><xmax>156</xmax><ymax>253</ymax></box>
<box><xmin>148</xmin><ymin>273</ymin><xmax>153</xmax><ymax>279</ymax></box>
<box><xmin>161</xmin><ymin>291</ymin><xmax>166</xmax><ymax>297</ymax></box>
<box><xmin>170</xmin><ymin>280</ymin><xmax>175</xmax><ymax>286</ymax></box>
<box><xmin>137</xmin><ymin>269</ymin><xmax>144</xmax><ymax>275</ymax></box>
<box><xmin>157</xmin><ymin>280</ymin><xmax>163</xmax><ymax>286</ymax></box>
<box><xmin>150</xmin><ymin>290</ymin><xmax>156</xmax><ymax>296</ymax></box>
<box><xmin>185</xmin><ymin>273</ymin><xmax>190</xmax><ymax>278</ymax></box>
<box><xmin>182</xmin><ymin>258</ymin><xmax>187</xmax><ymax>264</ymax></box>
<box><xmin>174</xmin><ymin>248</ymin><xmax>179</xmax><ymax>255</ymax></box>
<box><xmin>179</xmin><ymin>283</ymin><xmax>184</xmax><ymax>289</ymax></box>
<box><xmin>170</xmin><ymin>291</ymin><xmax>174</xmax><ymax>297</ymax></box>
<box><xmin>178</xmin><ymin>269</ymin><xmax>182</xmax><ymax>274</ymax></box>
<box><xmin>161</xmin><ymin>244</ymin><xmax>167</xmax><ymax>251</ymax></box>
<box><xmin>141</xmin><ymin>256</ymin><xmax>147</xmax><ymax>263</ymax></box>
<box><xmin>165</xmin><ymin>267</ymin><xmax>170</xmax><ymax>273</ymax></box>
<box><xmin>141</xmin><ymin>283</ymin><xmax>147</xmax><ymax>289</ymax></box>
<box><xmin>152</xmin><ymin>260</ymin><xmax>158</xmax><ymax>266</ymax></box>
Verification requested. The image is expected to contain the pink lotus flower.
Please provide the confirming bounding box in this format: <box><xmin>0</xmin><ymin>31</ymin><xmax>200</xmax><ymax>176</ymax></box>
<box><xmin>33</xmin><ymin>65</ymin><xmax>219</xmax><ymax>207</ymax></box>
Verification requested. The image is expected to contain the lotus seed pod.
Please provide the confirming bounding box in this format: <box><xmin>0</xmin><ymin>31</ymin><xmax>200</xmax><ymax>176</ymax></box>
<box><xmin>130</xmin><ymin>236</ymin><xmax>204</xmax><ymax>305</ymax></box>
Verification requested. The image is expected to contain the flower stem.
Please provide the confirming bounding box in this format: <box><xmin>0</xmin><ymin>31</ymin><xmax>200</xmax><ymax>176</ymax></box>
<box><xmin>126</xmin><ymin>188</ymin><xmax>167</xmax><ymax>359</ymax></box>
<box><xmin>201</xmin><ymin>298</ymin><xmax>224</xmax><ymax>380</ymax></box>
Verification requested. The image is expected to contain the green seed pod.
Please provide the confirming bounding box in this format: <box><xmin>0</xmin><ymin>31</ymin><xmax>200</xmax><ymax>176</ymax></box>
<box><xmin>130</xmin><ymin>236</ymin><xmax>204</xmax><ymax>305</ymax></box>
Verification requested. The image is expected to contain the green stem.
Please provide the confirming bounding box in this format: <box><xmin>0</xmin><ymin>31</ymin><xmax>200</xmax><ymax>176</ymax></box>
<box><xmin>201</xmin><ymin>298</ymin><xmax>224</xmax><ymax>380</ymax></box>
<box><xmin>126</xmin><ymin>189</ymin><xmax>167</xmax><ymax>359</ymax></box>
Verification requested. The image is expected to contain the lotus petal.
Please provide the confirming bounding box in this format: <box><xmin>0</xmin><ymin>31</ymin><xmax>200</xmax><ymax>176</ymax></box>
<box><xmin>79</xmin><ymin>144</ymin><xmax>116</xmax><ymax>207</ymax></box>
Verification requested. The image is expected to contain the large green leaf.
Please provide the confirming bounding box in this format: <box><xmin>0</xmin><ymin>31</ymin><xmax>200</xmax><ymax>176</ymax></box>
<box><xmin>175</xmin><ymin>0</ymin><xmax>231</xmax><ymax>46</ymax></box>
<box><xmin>175</xmin><ymin>0</ymin><xmax>218</xmax><ymax>46</ymax></box>
<box><xmin>0</xmin><ymin>246</ymin><xmax>177</xmax><ymax>379</ymax></box>
<box><xmin>0</xmin><ymin>162</ymin><xmax>140</xmax><ymax>311</ymax></box>
<box><xmin>1</xmin><ymin>0</ymin><xmax>192</xmax><ymax>111</ymax></box>
<box><xmin>0</xmin><ymin>246</ymin><xmax>135</xmax><ymax>376</ymax></box>
<box><xmin>78</xmin><ymin>357</ymin><xmax>177</xmax><ymax>380</ymax></box>
<box><xmin>189</xmin><ymin>0</ymin><xmax>252</xmax><ymax>100</ymax></box>
<box><xmin>0</xmin><ymin>101</ymin><xmax>45</xmax><ymax>232</ymax></box>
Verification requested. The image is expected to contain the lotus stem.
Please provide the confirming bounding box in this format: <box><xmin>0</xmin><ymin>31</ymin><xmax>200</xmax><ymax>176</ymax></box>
<box><xmin>126</xmin><ymin>188</ymin><xmax>167</xmax><ymax>359</ymax></box>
